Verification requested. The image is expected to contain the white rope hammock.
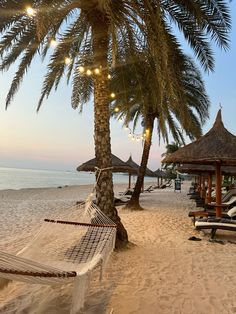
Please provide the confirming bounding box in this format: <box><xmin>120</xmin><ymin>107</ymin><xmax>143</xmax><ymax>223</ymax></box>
<box><xmin>0</xmin><ymin>168</ymin><xmax>117</xmax><ymax>313</ymax></box>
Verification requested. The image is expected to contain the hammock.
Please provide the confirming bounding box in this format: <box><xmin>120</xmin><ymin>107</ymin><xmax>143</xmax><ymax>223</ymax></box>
<box><xmin>0</xmin><ymin>169</ymin><xmax>117</xmax><ymax>313</ymax></box>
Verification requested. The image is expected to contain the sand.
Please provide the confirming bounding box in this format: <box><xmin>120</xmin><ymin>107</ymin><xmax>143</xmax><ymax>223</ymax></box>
<box><xmin>0</xmin><ymin>182</ymin><xmax>236</xmax><ymax>314</ymax></box>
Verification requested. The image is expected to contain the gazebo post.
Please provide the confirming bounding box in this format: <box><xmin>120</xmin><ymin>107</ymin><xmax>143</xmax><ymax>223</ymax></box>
<box><xmin>199</xmin><ymin>175</ymin><xmax>202</xmax><ymax>196</ymax></box>
<box><xmin>128</xmin><ymin>173</ymin><xmax>131</xmax><ymax>189</ymax></box>
<box><xmin>157</xmin><ymin>176</ymin><xmax>160</xmax><ymax>187</ymax></box>
<box><xmin>215</xmin><ymin>162</ymin><xmax>222</xmax><ymax>217</ymax></box>
<box><xmin>206</xmin><ymin>173</ymin><xmax>212</xmax><ymax>204</ymax></box>
<box><xmin>202</xmin><ymin>175</ymin><xmax>206</xmax><ymax>199</ymax></box>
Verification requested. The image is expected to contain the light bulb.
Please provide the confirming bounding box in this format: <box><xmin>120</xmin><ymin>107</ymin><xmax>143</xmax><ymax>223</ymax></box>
<box><xmin>118</xmin><ymin>118</ymin><xmax>123</xmax><ymax>123</ymax></box>
<box><xmin>65</xmin><ymin>57</ymin><xmax>71</xmax><ymax>65</ymax></box>
<box><xmin>26</xmin><ymin>7</ymin><xmax>35</xmax><ymax>16</ymax></box>
<box><xmin>79</xmin><ymin>66</ymin><xmax>85</xmax><ymax>73</ymax></box>
<box><xmin>114</xmin><ymin>107</ymin><xmax>119</xmax><ymax>112</ymax></box>
<box><xmin>110</xmin><ymin>92</ymin><xmax>116</xmax><ymax>98</ymax></box>
<box><xmin>132</xmin><ymin>137</ymin><xmax>135</xmax><ymax>141</ymax></box>
<box><xmin>94</xmin><ymin>68</ymin><xmax>100</xmax><ymax>75</ymax></box>
<box><xmin>86</xmin><ymin>69</ymin><xmax>92</xmax><ymax>76</ymax></box>
<box><xmin>50</xmin><ymin>39</ymin><xmax>58</xmax><ymax>48</ymax></box>
<box><xmin>108</xmin><ymin>74</ymin><xmax>111</xmax><ymax>79</ymax></box>
<box><xmin>128</xmin><ymin>133</ymin><xmax>132</xmax><ymax>137</ymax></box>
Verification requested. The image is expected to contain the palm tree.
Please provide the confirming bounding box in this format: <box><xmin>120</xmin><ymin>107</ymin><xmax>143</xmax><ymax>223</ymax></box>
<box><xmin>161</xmin><ymin>142</ymin><xmax>181</xmax><ymax>179</ymax></box>
<box><xmin>0</xmin><ymin>1</ymin><xmax>231</xmax><ymax>243</ymax></box>
<box><xmin>111</xmin><ymin>49</ymin><xmax>210</xmax><ymax>210</ymax></box>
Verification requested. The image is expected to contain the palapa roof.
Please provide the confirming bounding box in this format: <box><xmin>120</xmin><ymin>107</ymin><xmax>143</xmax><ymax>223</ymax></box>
<box><xmin>126</xmin><ymin>156</ymin><xmax>156</xmax><ymax>177</ymax></box>
<box><xmin>163</xmin><ymin>110</ymin><xmax>236</xmax><ymax>165</ymax></box>
<box><xmin>154</xmin><ymin>168</ymin><xmax>166</xmax><ymax>178</ymax></box>
<box><xmin>177</xmin><ymin>164</ymin><xmax>236</xmax><ymax>175</ymax></box>
<box><xmin>77</xmin><ymin>154</ymin><xmax>136</xmax><ymax>174</ymax></box>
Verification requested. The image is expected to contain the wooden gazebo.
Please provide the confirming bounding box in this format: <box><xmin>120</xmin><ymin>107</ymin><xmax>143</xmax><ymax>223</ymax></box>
<box><xmin>163</xmin><ymin>110</ymin><xmax>236</xmax><ymax>216</ymax></box>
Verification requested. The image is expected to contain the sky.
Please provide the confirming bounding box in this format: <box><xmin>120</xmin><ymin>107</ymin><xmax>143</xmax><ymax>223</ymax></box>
<box><xmin>0</xmin><ymin>3</ymin><xmax>236</xmax><ymax>172</ymax></box>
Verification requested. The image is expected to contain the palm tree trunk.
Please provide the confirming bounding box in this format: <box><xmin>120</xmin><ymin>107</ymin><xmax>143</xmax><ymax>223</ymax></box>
<box><xmin>126</xmin><ymin>115</ymin><xmax>155</xmax><ymax>210</ymax></box>
<box><xmin>91</xmin><ymin>16</ymin><xmax>128</xmax><ymax>248</ymax></box>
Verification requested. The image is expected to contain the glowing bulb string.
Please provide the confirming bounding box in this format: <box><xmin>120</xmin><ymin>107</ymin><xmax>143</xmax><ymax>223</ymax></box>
<box><xmin>120</xmin><ymin>123</ymin><xmax>150</xmax><ymax>142</ymax></box>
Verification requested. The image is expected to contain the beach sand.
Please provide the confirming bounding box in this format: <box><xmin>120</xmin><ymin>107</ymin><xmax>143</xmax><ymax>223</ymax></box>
<box><xmin>1</xmin><ymin>182</ymin><xmax>236</xmax><ymax>314</ymax></box>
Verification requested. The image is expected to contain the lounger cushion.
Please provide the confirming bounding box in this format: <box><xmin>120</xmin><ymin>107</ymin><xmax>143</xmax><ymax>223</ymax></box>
<box><xmin>227</xmin><ymin>206</ymin><xmax>236</xmax><ymax>218</ymax></box>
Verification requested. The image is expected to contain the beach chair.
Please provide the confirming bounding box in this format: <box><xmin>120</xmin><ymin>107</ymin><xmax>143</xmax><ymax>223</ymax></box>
<box><xmin>206</xmin><ymin>195</ymin><xmax>236</xmax><ymax>209</ymax></box>
<box><xmin>143</xmin><ymin>185</ymin><xmax>154</xmax><ymax>193</ymax></box>
<box><xmin>114</xmin><ymin>195</ymin><xmax>130</xmax><ymax>206</ymax></box>
<box><xmin>195</xmin><ymin>207</ymin><xmax>236</xmax><ymax>239</ymax></box>
<box><xmin>118</xmin><ymin>188</ymin><xmax>134</xmax><ymax>196</ymax></box>
<box><xmin>189</xmin><ymin>206</ymin><xmax>236</xmax><ymax>224</ymax></box>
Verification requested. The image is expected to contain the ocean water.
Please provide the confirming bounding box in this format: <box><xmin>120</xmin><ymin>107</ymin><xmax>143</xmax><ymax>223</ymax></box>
<box><xmin>0</xmin><ymin>166</ymin><xmax>155</xmax><ymax>190</ymax></box>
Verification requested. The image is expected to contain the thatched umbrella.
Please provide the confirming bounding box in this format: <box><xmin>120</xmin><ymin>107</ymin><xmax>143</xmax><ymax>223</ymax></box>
<box><xmin>163</xmin><ymin>110</ymin><xmax>236</xmax><ymax>216</ymax></box>
<box><xmin>77</xmin><ymin>154</ymin><xmax>136</xmax><ymax>187</ymax></box>
<box><xmin>154</xmin><ymin>168</ymin><xmax>166</xmax><ymax>187</ymax></box>
<box><xmin>126</xmin><ymin>155</ymin><xmax>155</xmax><ymax>188</ymax></box>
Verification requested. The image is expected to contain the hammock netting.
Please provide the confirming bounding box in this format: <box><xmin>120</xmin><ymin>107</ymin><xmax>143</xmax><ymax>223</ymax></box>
<box><xmin>0</xmin><ymin>194</ymin><xmax>117</xmax><ymax>313</ymax></box>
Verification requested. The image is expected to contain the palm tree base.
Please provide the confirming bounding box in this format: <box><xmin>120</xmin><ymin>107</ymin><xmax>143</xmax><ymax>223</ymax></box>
<box><xmin>112</xmin><ymin>214</ymin><xmax>129</xmax><ymax>249</ymax></box>
<box><xmin>123</xmin><ymin>201</ymin><xmax>144</xmax><ymax>211</ymax></box>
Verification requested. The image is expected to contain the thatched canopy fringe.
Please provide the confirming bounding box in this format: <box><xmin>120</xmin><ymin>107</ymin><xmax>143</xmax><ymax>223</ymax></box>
<box><xmin>77</xmin><ymin>154</ymin><xmax>136</xmax><ymax>174</ymax></box>
<box><xmin>177</xmin><ymin>164</ymin><xmax>236</xmax><ymax>175</ymax></box>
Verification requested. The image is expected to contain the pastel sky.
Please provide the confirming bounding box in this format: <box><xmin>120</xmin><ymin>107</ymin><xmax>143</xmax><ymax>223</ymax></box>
<box><xmin>0</xmin><ymin>3</ymin><xmax>236</xmax><ymax>172</ymax></box>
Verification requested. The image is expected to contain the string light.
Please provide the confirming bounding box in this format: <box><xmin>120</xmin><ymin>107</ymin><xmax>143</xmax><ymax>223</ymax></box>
<box><xmin>108</xmin><ymin>74</ymin><xmax>111</xmax><ymax>79</ymax></box>
<box><xmin>65</xmin><ymin>57</ymin><xmax>71</xmax><ymax>65</ymax></box>
<box><xmin>94</xmin><ymin>68</ymin><xmax>100</xmax><ymax>75</ymax></box>
<box><xmin>86</xmin><ymin>69</ymin><xmax>92</xmax><ymax>76</ymax></box>
<box><xmin>110</xmin><ymin>92</ymin><xmax>116</xmax><ymax>98</ymax></box>
<box><xmin>114</xmin><ymin>107</ymin><xmax>119</xmax><ymax>112</ymax></box>
<box><xmin>78</xmin><ymin>66</ymin><xmax>85</xmax><ymax>73</ymax></box>
<box><xmin>26</xmin><ymin>6</ymin><xmax>35</xmax><ymax>16</ymax></box>
<box><xmin>122</xmin><ymin>124</ymin><xmax>149</xmax><ymax>143</ymax></box>
<box><xmin>50</xmin><ymin>39</ymin><xmax>58</xmax><ymax>48</ymax></box>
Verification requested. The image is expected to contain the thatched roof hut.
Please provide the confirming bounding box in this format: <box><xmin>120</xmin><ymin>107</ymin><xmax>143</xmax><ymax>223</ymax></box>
<box><xmin>154</xmin><ymin>169</ymin><xmax>166</xmax><ymax>178</ymax></box>
<box><xmin>163</xmin><ymin>110</ymin><xmax>236</xmax><ymax>216</ymax></box>
<box><xmin>163</xmin><ymin>110</ymin><xmax>236</xmax><ymax>165</ymax></box>
<box><xmin>126</xmin><ymin>156</ymin><xmax>155</xmax><ymax>177</ymax></box>
<box><xmin>77</xmin><ymin>154</ymin><xmax>136</xmax><ymax>174</ymax></box>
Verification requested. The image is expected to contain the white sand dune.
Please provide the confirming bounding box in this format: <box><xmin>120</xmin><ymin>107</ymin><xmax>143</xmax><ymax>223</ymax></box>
<box><xmin>1</xmin><ymin>182</ymin><xmax>236</xmax><ymax>313</ymax></box>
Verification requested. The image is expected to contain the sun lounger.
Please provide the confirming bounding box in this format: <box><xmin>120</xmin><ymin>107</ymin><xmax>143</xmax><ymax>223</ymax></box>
<box><xmin>189</xmin><ymin>206</ymin><xmax>236</xmax><ymax>224</ymax></box>
<box><xmin>195</xmin><ymin>207</ymin><xmax>236</xmax><ymax>239</ymax></box>
<box><xmin>206</xmin><ymin>195</ymin><xmax>236</xmax><ymax>209</ymax></box>
<box><xmin>221</xmin><ymin>188</ymin><xmax>236</xmax><ymax>203</ymax></box>
<box><xmin>118</xmin><ymin>188</ymin><xmax>134</xmax><ymax>196</ymax></box>
<box><xmin>143</xmin><ymin>185</ymin><xmax>154</xmax><ymax>193</ymax></box>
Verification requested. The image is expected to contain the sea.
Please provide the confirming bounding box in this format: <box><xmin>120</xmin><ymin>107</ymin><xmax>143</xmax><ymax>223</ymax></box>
<box><xmin>0</xmin><ymin>166</ymin><xmax>155</xmax><ymax>190</ymax></box>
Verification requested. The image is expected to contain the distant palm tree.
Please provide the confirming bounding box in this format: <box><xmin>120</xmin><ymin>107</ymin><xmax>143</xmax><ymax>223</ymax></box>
<box><xmin>161</xmin><ymin>143</ymin><xmax>181</xmax><ymax>159</ymax></box>
<box><xmin>161</xmin><ymin>142</ymin><xmax>181</xmax><ymax>173</ymax></box>
<box><xmin>0</xmin><ymin>1</ymin><xmax>231</xmax><ymax>243</ymax></box>
<box><xmin>111</xmin><ymin>49</ymin><xmax>210</xmax><ymax>210</ymax></box>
